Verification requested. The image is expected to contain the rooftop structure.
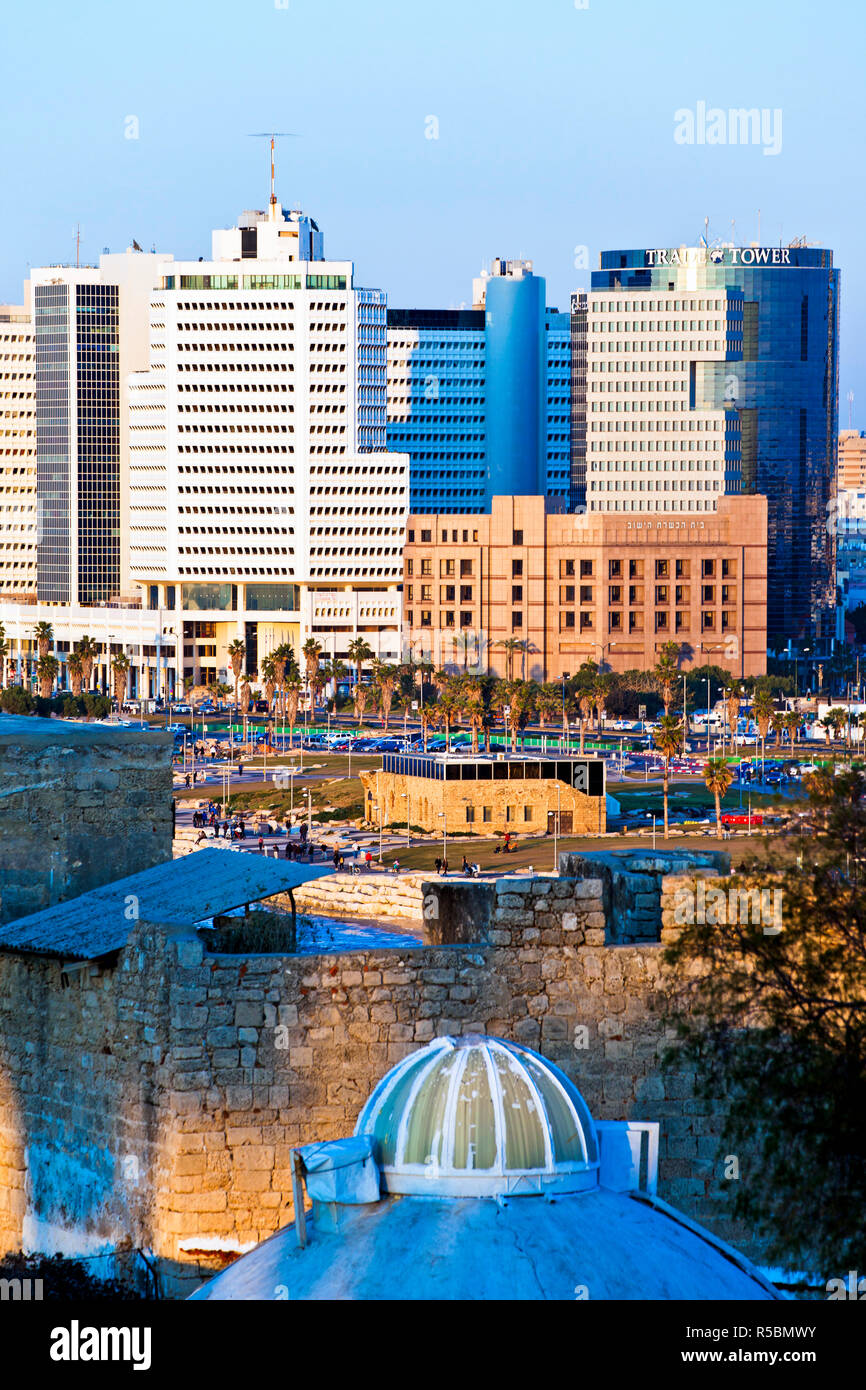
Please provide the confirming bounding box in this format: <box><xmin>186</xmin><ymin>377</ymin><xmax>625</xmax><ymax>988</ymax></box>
<box><xmin>191</xmin><ymin>1036</ymin><xmax>781</xmax><ymax>1300</ymax></box>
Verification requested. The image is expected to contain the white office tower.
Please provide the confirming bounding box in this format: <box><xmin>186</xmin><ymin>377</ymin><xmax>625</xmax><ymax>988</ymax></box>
<box><xmin>0</xmin><ymin>300</ymin><xmax>36</xmax><ymax>597</ymax></box>
<box><xmin>575</xmin><ymin>281</ymin><xmax>731</xmax><ymax>514</ymax></box>
<box><xmin>127</xmin><ymin>200</ymin><xmax>407</xmax><ymax>688</ymax></box>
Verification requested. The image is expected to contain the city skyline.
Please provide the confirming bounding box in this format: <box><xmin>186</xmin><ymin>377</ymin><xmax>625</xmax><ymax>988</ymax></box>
<box><xmin>2</xmin><ymin>0</ymin><xmax>864</xmax><ymax>413</ymax></box>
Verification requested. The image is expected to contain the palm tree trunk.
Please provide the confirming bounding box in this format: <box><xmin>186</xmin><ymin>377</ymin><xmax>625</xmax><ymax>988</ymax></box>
<box><xmin>715</xmin><ymin>789</ymin><xmax>723</xmax><ymax>840</ymax></box>
<box><xmin>663</xmin><ymin>762</ymin><xmax>670</xmax><ymax>840</ymax></box>
<box><xmin>579</xmin><ymin>717</ymin><xmax>585</xmax><ymax>756</ymax></box>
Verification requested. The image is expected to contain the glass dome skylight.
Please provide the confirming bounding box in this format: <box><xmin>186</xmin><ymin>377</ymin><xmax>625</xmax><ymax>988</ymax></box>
<box><xmin>354</xmin><ymin>1035</ymin><xmax>600</xmax><ymax>1197</ymax></box>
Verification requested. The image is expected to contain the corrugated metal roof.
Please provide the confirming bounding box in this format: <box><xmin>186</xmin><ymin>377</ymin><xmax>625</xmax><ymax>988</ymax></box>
<box><xmin>0</xmin><ymin>850</ymin><xmax>334</xmax><ymax>961</ymax></box>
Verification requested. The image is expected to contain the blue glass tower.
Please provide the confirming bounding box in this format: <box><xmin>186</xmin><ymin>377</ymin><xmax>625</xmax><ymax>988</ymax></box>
<box><xmin>583</xmin><ymin>245</ymin><xmax>839</xmax><ymax>644</ymax></box>
<box><xmin>387</xmin><ymin>260</ymin><xmax>573</xmax><ymax>514</ymax></box>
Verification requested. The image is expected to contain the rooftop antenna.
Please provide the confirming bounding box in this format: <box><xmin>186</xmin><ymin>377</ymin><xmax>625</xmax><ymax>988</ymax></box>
<box><xmin>247</xmin><ymin>132</ymin><xmax>299</xmax><ymax>209</ymax></box>
<box><xmin>74</xmin><ymin>223</ymin><xmax>81</xmax><ymax>268</ymax></box>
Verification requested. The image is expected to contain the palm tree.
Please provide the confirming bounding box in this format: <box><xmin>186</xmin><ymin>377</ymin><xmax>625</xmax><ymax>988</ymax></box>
<box><xmin>784</xmin><ymin>710</ymin><xmax>800</xmax><ymax>752</ymax></box>
<box><xmin>36</xmin><ymin>654</ymin><xmax>59</xmax><ymax>699</ymax></box>
<box><xmin>260</xmin><ymin>655</ymin><xmax>278</xmax><ymax>714</ymax></box>
<box><xmin>67</xmin><ymin>653</ymin><xmax>84</xmax><ymax>698</ymax></box>
<box><xmin>497</xmin><ymin>637</ymin><xmax>522</xmax><ymax>683</ymax></box>
<box><xmin>227</xmin><ymin>638</ymin><xmax>246</xmax><ymax>710</ymax></box>
<box><xmin>347</xmin><ymin>637</ymin><xmax>374</xmax><ymax>689</ymax></box>
<box><xmin>592</xmin><ymin>673</ymin><xmax>614</xmax><ymax>734</ymax></box>
<box><xmin>461</xmin><ymin>678</ymin><xmax>485</xmax><ymax>754</ymax></box>
<box><xmin>725</xmin><ymin>689</ymin><xmax>741</xmax><ymax>752</ymax></box>
<box><xmin>376</xmin><ymin>665</ymin><xmax>399</xmax><ymax>732</ymax></box>
<box><xmin>0</xmin><ymin>628</ymin><xmax>8</xmax><ymax>688</ymax></box>
<box><xmin>578</xmin><ymin>689</ymin><xmax>595</xmax><ymax>756</ymax></box>
<box><xmin>34</xmin><ymin>621</ymin><xmax>54</xmax><ymax>659</ymax></box>
<box><xmin>76</xmin><ymin>635</ymin><xmax>100</xmax><ymax>692</ymax></box>
<box><xmin>654</xmin><ymin>641</ymin><xmax>681</xmax><ymax>716</ymax></box>
<box><xmin>507</xmin><ymin>681</ymin><xmax>534</xmax><ymax>753</ymax></box>
<box><xmin>438</xmin><ymin>683</ymin><xmax>461</xmax><ymax>753</ymax></box>
<box><xmin>770</xmin><ymin>710</ymin><xmax>786</xmax><ymax>753</ymax></box>
<box><xmin>704</xmin><ymin>755</ymin><xmax>734</xmax><ymax>840</ymax></box>
<box><xmin>535</xmin><ymin>684</ymin><xmax>561</xmax><ymax>732</ymax></box>
<box><xmin>824</xmin><ymin>707</ymin><xmax>848</xmax><ymax>748</ymax></box>
<box><xmin>240</xmin><ymin>680</ymin><xmax>251</xmax><ymax>722</ymax></box>
<box><xmin>653</xmin><ymin>714</ymin><xmax>684</xmax><ymax>841</ymax></box>
<box><xmin>752</xmin><ymin>689</ymin><xmax>774</xmax><ymax>777</ymax></box>
<box><xmin>420</xmin><ymin>704</ymin><xmax>432</xmax><ymax>753</ymax></box>
<box><xmin>354</xmin><ymin>684</ymin><xmax>370</xmax><ymax>726</ymax></box>
<box><xmin>454</xmin><ymin>631</ymin><xmax>474</xmax><ymax>673</ymax></box>
<box><xmin>111</xmin><ymin>652</ymin><xmax>131</xmax><ymax>709</ymax></box>
<box><xmin>302</xmin><ymin>638</ymin><xmax>322</xmax><ymax>704</ymax></box>
<box><xmin>284</xmin><ymin>680</ymin><xmax>301</xmax><ymax>749</ymax></box>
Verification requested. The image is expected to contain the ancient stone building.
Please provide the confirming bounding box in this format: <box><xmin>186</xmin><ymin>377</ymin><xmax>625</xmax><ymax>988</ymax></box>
<box><xmin>0</xmin><ymin>848</ymin><xmax>760</xmax><ymax>1297</ymax></box>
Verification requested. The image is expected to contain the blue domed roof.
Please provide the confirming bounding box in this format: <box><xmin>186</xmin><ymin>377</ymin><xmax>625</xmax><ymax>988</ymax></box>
<box><xmin>354</xmin><ymin>1035</ymin><xmax>599</xmax><ymax>1196</ymax></box>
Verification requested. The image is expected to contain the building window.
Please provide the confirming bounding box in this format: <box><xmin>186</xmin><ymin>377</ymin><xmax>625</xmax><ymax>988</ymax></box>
<box><xmin>465</xmin><ymin>806</ymin><xmax>475</xmax><ymax>824</ymax></box>
<box><xmin>406</xmin><ymin>610</ymin><xmax>414</xmax><ymax>627</ymax></box>
<box><xmin>655</xmin><ymin>611</ymin><xmax>669</xmax><ymax>631</ymax></box>
<box><xmin>512</xmin><ymin>559</ymin><xmax>523</xmax><ymax>577</ymax></box>
<box><xmin>421</xmin><ymin>529</ymin><xmax>432</xmax><ymax>543</ymax></box>
<box><xmin>441</xmin><ymin>584</ymin><xmax>455</xmax><ymax>602</ymax></box>
<box><xmin>580</xmin><ymin>559</ymin><xmax>593</xmax><ymax>578</ymax></box>
<box><xmin>580</xmin><ymin>611</ymin><xmax>594</xmax><ymax>630</ymax></box>
<box><xmin>609</xmin><ymin>585</ymin><xmax>622</xmax><ymax>605</ymax></box>
<box><xmin>460</xmin><ymin>585</ymin><xmax>473</xmax><ymax>602</ymax></box>
<box><xmin>702</xmin><ymin>558</ymin><xmax>715</xmax><ymax>578</ymax></box>
<box><xmin>629</xmin><ymin>612</ymin><xmax>644</xmax><ymax>632</ymax></box>
<box><xmin>460</xmin><ymin>611</ymin><xmax>472</xmax><ymax>628</ymax></box>
<box><xmin>506</xmin><ymin>806</ymin><xmax>514</xmax><ymax>822</ymax></box>
<box><xmin>675</xmin><ymin>610</ymin><xmax>687</xmax><ymax>631</ymax></box>
<box><xmin>609</xmin><ymin>612</ymin><xmax>622</xmax><ymax>631</ymax></box>
<box><xmin>443</xmin><ymin>611</ymin><xmax>455</xmax><ymax>627</ymax></box>
<box><xmin>656</xmin><ymin>559</ymin><xmax>669</xmax><ymax>578</ymax></box>
<box><xmin>609</xmin><ymin>559</ymin><xmax>622</xmax><ymax>578</ymax></box>
<box><xmin>675</xmin><ymin>558</ymin><xmax>690</xmax><ymax>579</ymax></box>
<box><xmin>722</xmin><ymin>558</ymin><xmax>736</xmax><ymax>578</ymax></box>
<box><xmin>421</xmin><ymin>610</ymin><xmax>432</xmax><ymax>627</ymax></box>
<box><xmin>560</xmin><ymin>585</ymin><xmax>575</xmax><ymax>604</ymax></box>
<box><xmin>482</xmin><ymin>806</ymin><xmax>492</xmax><ymax>822</ymax></box>
<box><xmin>407</xmin><ymin>530</ymin><xmax>415</xmax><ymax>543</ymax></box>
<box><xmin>513</xmin><ymin>530</ymin><xmax>523</xmax><ymax>545</ymax></box>
<box><xmin>523</xmin><ymin>806</ymin><xmax>533</xmax><ymax>822</ymax></box>
<box><xmin>560</xmin><ymin>611</ymin><xmax>576</xmax><ymax>630</ymax></box>
<box><xmin>512</xmin><ymin>585</ymin><xmax>523</xmax><ymax>602</ymax></box>
<box><xmin>406</xmin><ymin>559</ymin><xmax>413</xmax><ymax>576</ymax></box>
<box><xmin>420</xmin><ymin>585</ymin><xmax>432</xmax><ymax>601</ymax></box>
<box><xmin>629</xmin><ymin>559</ymin><xmax>644</xmax><ymax>579</ymax></box>
<box><xmin>702</xmin><ymin>585</ymin><xmax>715</xmax><ymax>604</ymax></box>
<box><xmin>561</xmin><ymin>558</ymin><xmax>575</xmax><ymax>577</ymax></box>
<box><xmin>421</xmin><ymin>558</ymin><xmax>432</xmax><ymax>576</ymax></box>
<box><xmin>460</xmin><ymin>559</ymin><xmax>473</xmax><ymax>577</ymax></box>
<box><xmin>580</xmin><ymin>585</ymin><xmax>593</xmax><ymax>604</ymax></box>
<box><xmin>701</xmin><ymin>611</ymin><xmax>715</xmax><ymax>631</ymax></box>
<box><xmin>655</xmin><ymin>585</ymin><xmax>668</xmax><ymax>604</ymax></box>
<box><xmin>441</xmin><ymin>558</ymin><xmax>455</xmax><ymax>576</ymax></box>
<box><xmin>512</xmin><ymin>611</ymin><xmax>523</xmax><ymax>629</ymax></box>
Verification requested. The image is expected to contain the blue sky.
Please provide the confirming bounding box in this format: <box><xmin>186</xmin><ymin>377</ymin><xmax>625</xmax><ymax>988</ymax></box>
<box><xmin>2</xmin><ymin>0</ymin><xmax>864</xmax><ymax>416</ymax></box>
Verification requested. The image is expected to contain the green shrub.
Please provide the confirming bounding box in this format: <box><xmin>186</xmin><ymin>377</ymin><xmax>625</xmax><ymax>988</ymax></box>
<box><xmin>0</xmin><ymin>686</ymin><xmax>34</xmax><ymax>715</ymax></box>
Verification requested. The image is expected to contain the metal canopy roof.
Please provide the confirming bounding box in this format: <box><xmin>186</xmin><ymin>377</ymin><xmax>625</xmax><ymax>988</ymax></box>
<box><xmin>0</xmin><ymin>850</ymin><xmax>333</xmax><ymax>961</ymax></box>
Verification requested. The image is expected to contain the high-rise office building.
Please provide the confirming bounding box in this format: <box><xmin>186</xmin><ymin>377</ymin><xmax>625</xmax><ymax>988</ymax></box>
<box><xmin>838</xmin><ymin>429</ymin><xmax>866</xmax><ymax>491</ymax></box>
<box><xmin>127</xmin><ymin>200</ymin><xmax>408</xmax><ymax>689</ymax></box>
<box><xmin>31</xmin><ymin>250</ymin><xmax>170</xmax><ymax>606</ymax></box>
<box><xmin>0</xmin><ymin>301</ymin><xmax>37</xmax><ymax>598</ymax></box>
<box><xmin>573</xmin><ymin>243</ymin><xmax>840</xmax><ymax>644</ymax></box>
<box><xmin>387</xmin><ymin>259</ymin><xmax>572</xmax><ymax>514</ymax></box>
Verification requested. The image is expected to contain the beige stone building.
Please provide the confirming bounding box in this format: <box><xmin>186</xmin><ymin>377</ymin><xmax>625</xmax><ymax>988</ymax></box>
<box><xmin>360</xmin><ymin>752</ymin><xmax>606</xmax><ymax>839</ymax></box>
<box><xmin>0</xmin><ymin>304</ymin><xmax>36</xmax><ymax>598</ymax></box>
<box><xmin>838</xmin><ymin>430</ymin><xmax>866</xmax><ymax>491</ymax></box>
<box><xmin>403</xmin><ymin>494</ymin><xmax>767</xmax><ymax>680</ymax></box>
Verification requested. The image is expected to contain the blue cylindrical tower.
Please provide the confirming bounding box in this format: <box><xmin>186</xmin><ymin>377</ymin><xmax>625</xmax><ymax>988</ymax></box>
<box><xmin>484</xmin><ymin>267</ymin><xmax>546</xmax><ymax>502</ymax></box>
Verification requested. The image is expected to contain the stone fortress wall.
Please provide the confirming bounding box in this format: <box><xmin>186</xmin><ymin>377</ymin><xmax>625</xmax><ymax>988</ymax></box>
<box><xmin>0</xmin><ymin>716</ymin><xmax>173</xmax><ymax>924</ymax></box>
<box><xmin>0</xmin><ymin>849</ymin><xmax>757</xmax><ymax>1297</ymax></box>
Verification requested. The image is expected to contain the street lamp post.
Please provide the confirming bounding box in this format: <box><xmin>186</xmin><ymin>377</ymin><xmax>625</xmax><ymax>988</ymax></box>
<box><xmin>553</xmin><ymin>781</ymin><xmax>561</xmax><ymax>873</ymax></box>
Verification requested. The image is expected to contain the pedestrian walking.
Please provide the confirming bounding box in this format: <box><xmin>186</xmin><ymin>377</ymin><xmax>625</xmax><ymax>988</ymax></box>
<box><xmin>392</xmin><ymin>858</ymin><xmax>400</xmax><ymax>875</ymax></box>
<box><xmin>441</xmin><ymin>858</ymin><xmax>448</xmax><ymax>876</ymax></box>
<box><xmin>258</xmin><ymin>835</ymin><xmax>264</xmax><ymax>854</ymax></box>
<box><xmin>365</xmin><ymin>850</ymin><xmax>373</xmax><ymax>871</ymax></box>
<box><xmin>434</xmin><ymin>857</ymin><xmax>442</xmax><ymax>875</ymax></box>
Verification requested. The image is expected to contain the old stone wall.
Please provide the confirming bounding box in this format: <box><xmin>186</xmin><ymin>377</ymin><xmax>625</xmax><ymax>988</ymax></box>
<box><xmin>0</xmin><ymin>869</ymin><xmax>754</xmax><ymax>1296</ymax></box>
<box><xmin>0</xmin><ymin>716</ymin><xmax>173</xmax><ymax>923</ymax></box>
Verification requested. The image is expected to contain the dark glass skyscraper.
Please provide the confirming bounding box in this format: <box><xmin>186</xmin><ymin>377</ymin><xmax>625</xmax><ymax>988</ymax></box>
<box><xmin>35</xmin><ymin>276</ymin><xmax>120</xmax><ymax>605</ymax></box>
<box><xmin>578</xmin><ymin>245</ymin><xmax>839</xmax><ymax>646</ymax></box>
